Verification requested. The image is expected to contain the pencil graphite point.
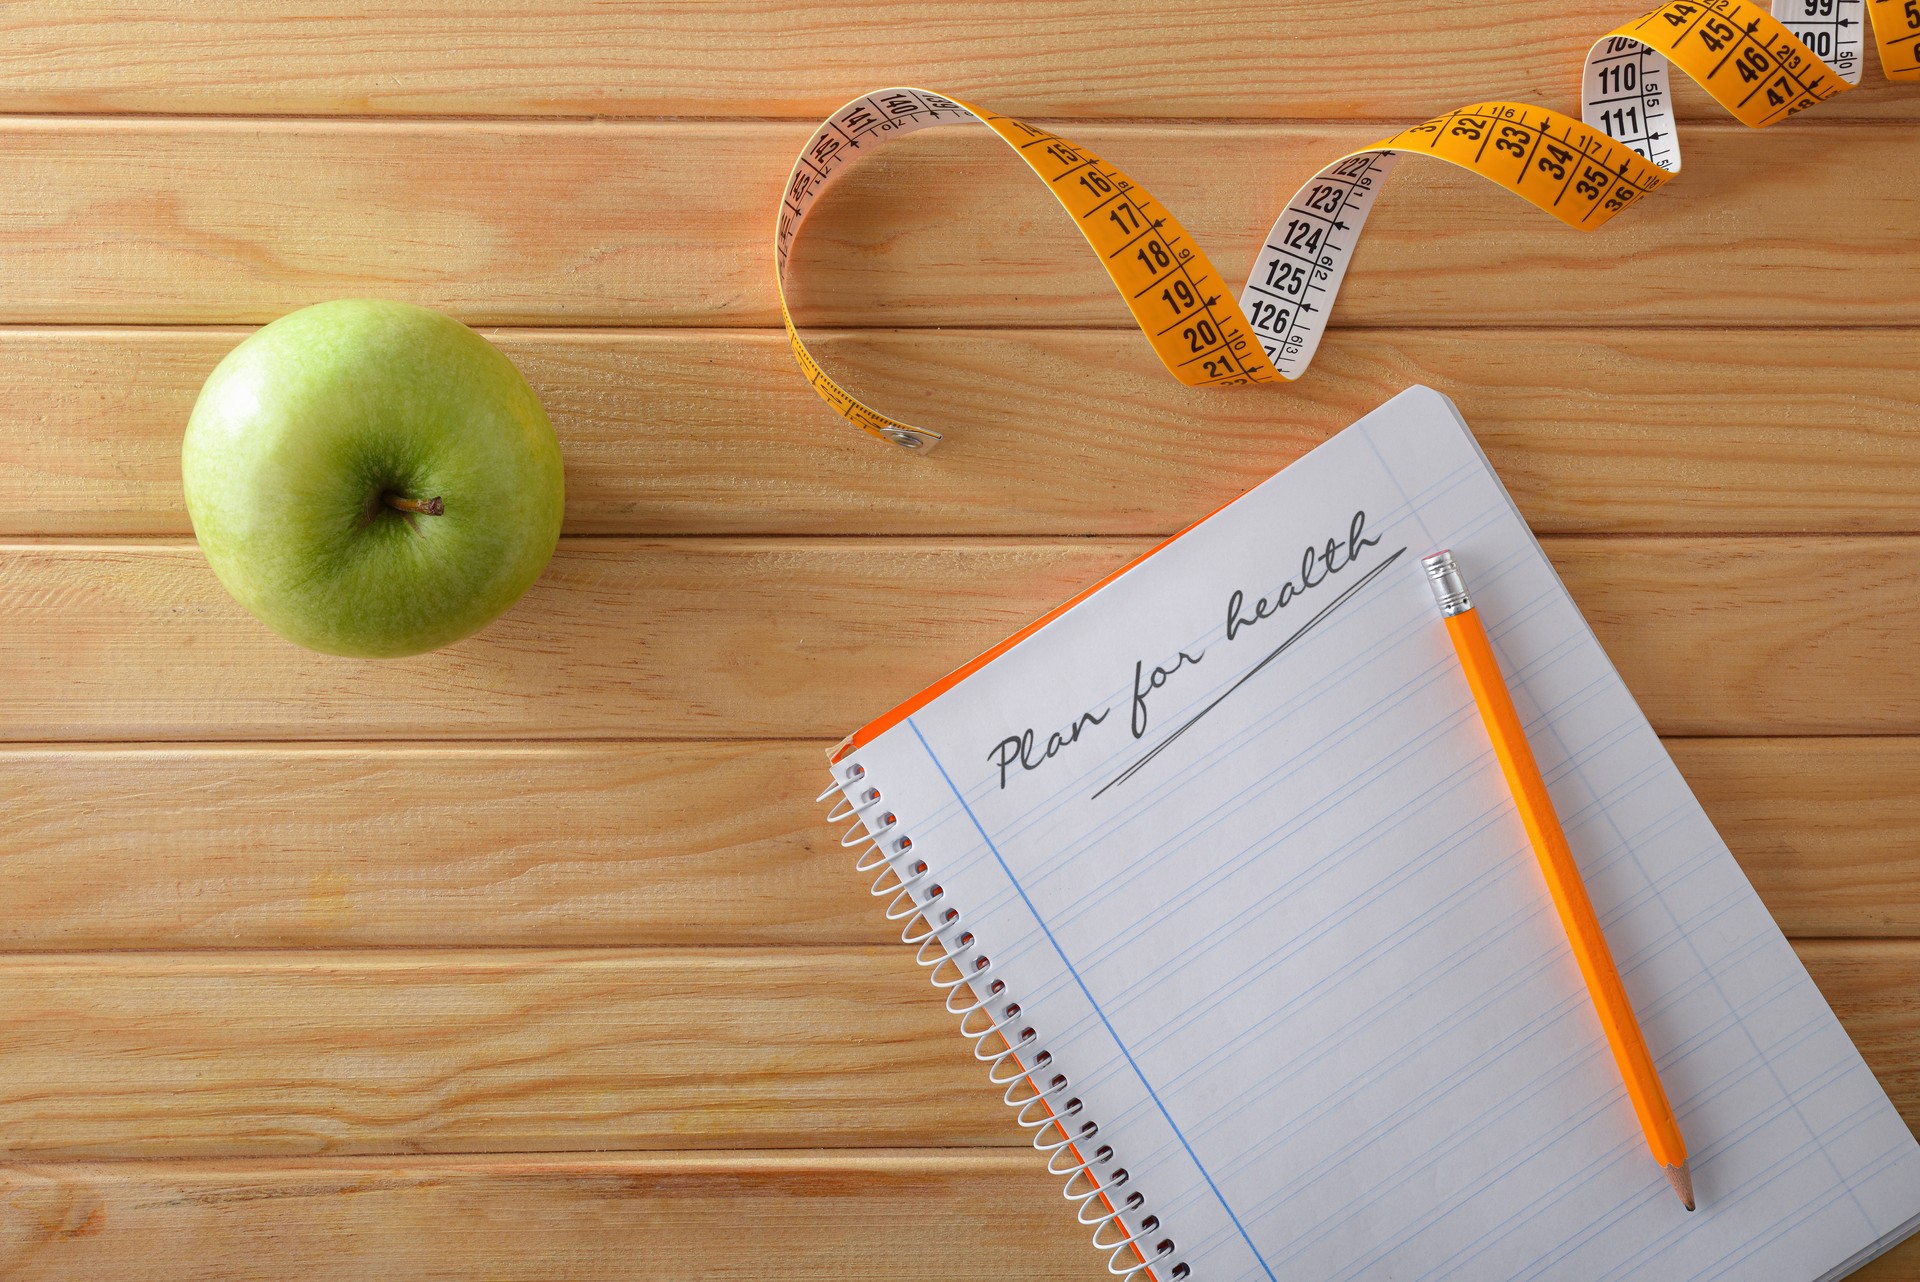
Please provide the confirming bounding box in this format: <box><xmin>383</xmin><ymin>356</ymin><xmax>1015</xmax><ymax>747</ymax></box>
<box><xmin>1665</xmin><ymin>1161</ymin><xmax>1696</xmax><ymax>1212</ymax></box>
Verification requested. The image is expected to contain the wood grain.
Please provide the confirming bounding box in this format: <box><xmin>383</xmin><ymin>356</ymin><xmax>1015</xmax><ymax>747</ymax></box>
<box><xmin>3</xmin><ymin>738</ymin><xmax>1916</xmax><ymax>951</ymax></box>
<box><xmin>0</xmin><ymin>0</ymin><xmax>1910</xmax><ymax>122</ymax></box>
<box><xmin>1686</xmin><ymin>739</ymin><xmax>1920</xmax><ymax>938</ymax></box>
<box><xmin>1</xmin><ymin>536</ymin><xmax>1915</xmax><ymax>743</ymax></box>
<box><xmin>2</xmin><ymin>1150</ymin><xmax>1914</xmax><ymax>1281</ymax></box>
<box><xmin>0</xmin><ymin>941</ymin><xmax>1909</xmax><ymax>1161</ymax></box>
<box><xmin>0</xmin><ymin>949</ymin><xmax>1008</xmax><ymax>1160</ymax></box>
<box><xmin>0</xmin><ymin>0</ymin><xmax>1913</xmax><ymax>1274</ymax></box>
<box><xmin>9</xmin><ymin>1151</ymin><xmax>1091</xmax><ymax>1282</ymax></box>
<box><xmin>0</xmin><ymin>741</ymin><xmax>863</xmax><ymax>950</ymax></box>
<box><xmin>6</xmin><ymin>326</ymin><xmax>1919</xmax><ymax>538</ymax></box>
<box><xmin>0</xmin><ymin>120</ymin><xmax>1912</xmax><ymax>327</ymax></box>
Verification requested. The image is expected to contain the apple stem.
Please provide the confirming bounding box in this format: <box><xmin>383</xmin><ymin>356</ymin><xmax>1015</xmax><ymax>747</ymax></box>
<box><xmin>384</xmin><ymin>494</ymin><xmax>444</xmax><ymax>516</ymax></box>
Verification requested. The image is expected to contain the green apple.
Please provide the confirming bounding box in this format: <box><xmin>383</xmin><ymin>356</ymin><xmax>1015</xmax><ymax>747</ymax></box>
<box><xmin>182</xmin><ymin>300</ymin><xmax>565</xmax><ymax>658</ymax></box>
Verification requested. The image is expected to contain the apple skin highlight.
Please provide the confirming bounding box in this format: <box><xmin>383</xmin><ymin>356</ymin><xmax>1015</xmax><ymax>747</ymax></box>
<box><xmin>182</xmin><ymin>299</ymin><xmax>566</xmax><ymax>658</ymax></box>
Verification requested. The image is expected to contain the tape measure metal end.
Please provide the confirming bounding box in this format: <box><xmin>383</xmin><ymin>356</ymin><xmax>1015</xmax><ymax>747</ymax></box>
<box><xmin>881</xmin><ymin>426</ymin><xmax>941</xmax><ymax>453</ymax></box>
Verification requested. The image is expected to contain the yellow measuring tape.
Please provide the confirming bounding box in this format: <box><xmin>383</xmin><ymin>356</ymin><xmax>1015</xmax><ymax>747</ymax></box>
<box><xmin>775</xmin><ymin>0</ymin><xmax>1917</xmax><ymax>451</ymax></box>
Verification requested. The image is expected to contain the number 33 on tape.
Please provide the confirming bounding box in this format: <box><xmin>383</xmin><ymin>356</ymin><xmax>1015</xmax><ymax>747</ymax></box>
<box><xmin>775</xmin><ymin>0</ymin><xmax>1916</xmax><ymax>450</ymax></box>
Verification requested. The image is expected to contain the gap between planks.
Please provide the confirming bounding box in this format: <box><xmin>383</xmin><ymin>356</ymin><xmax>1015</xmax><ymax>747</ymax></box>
<box><xmin>0</xmin><ymin>115</ymin><xmax>1900</xmax><ymax>130</ymax></box>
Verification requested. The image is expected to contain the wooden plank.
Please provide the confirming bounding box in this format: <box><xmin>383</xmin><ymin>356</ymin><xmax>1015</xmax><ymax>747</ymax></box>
<box><xmin>0</xmin><ymin>942</ymin><xmax>1909</xmax><ymax>1160</ymax></box>
<box><xmin>1550</xmin><ymin>537</ymin><xmax>1920</xmax><ymax>738</ymax></box>
<box><xmin>0</xmin><ymin>536</ymin><xmax>1915</xmax><ymax>742</ymax></box>
<box><xmin>0</xmin><ymin>1148</ymin><xmax>1913</xmax><ymax>1281</ymax></box>
<box><xmin>3</xmin><ymin>738</ymin><xmax>1916</xmax><ymax>950</ymax></box>
<box><xmin>0</xmin><ymin>1</ymin><xmax>1909</xmax><ymax>122</ymax></box>
<box><xmin>4</xmin><ymin>1151</ymin><xmax>1090</xmax><ymax>1281</ymax></box>
<box><xmin>1679</xmin><ymin>740</ymin><xmax>1920</xmax><ymax>939</ymax></box>
<box><xmin>0</xmin><ymin>741</ymin><xmax>866</xmax><ymax>950</ymax></box>
<box><xmin>0</xmin><ymin>120</ymin><xmax>1911</xmax><ymax>327</ymax></box>
<box><xmin>6</xmin><ymin>326</ymin><xmax>1919</xmax><ymax>538</ymax></box>
<box><xmin>0</xmin><ymin>949</ymin><xmax>1008</xmax><ymax>1159</ymax></box>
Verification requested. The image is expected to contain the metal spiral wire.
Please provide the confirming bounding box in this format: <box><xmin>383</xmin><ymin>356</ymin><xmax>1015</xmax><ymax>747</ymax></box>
<box><xmin>821</xmin><ymin>763</ymin><xmax>1185</xmax><ymax>1281</ymax></box>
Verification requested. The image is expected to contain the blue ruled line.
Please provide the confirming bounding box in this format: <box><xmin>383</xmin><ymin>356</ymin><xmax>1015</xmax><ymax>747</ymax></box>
<box><xmin>908</xmin><ymin>715</ymin><xmax>1279</xmax><ymax>1282</ymax></box>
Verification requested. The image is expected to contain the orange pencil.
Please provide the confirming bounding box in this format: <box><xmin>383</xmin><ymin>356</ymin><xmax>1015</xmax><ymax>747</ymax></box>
<box><xmin>1422</xmin><ymin>550</ymin><xmax>1694</xmax><ymax>1211</ymax></box>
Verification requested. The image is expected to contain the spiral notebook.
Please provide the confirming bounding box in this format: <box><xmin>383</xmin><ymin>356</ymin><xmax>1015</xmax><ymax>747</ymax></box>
<box><xmin>821</xmin><ymin>386</ymin><xmax>1920</xmax><ymax>1282</ymax></box>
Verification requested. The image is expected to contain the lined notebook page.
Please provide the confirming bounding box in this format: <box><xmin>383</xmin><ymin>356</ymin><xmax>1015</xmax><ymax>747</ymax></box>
<box><xmin>842</xmin><ymin>387</ymin><xmax>1920</xmax><ymax>1281</ymax></box>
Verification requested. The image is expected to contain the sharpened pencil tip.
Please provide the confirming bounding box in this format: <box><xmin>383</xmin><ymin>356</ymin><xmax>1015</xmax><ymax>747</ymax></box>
<box><xmin>1665</xmin><ymin>1161</ymin><xmax>1695</xmax><ymax>1211</ymax></box>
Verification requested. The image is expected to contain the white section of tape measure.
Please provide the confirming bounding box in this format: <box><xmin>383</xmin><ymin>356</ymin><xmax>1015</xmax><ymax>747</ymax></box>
<box><xmin>778</xmin><ymin>89</ymin><xmax>978</xmax><ymax>278</ymax></box>
<box><xmin>1239</xmin><ymin>152</ymin><xmax>1398</xmax><ymax>380</ymax></box>
<box><xmin>777</xmin><ymin>88</ymin><xmax>980</xmax><ymax>450</ymax></box>
<box><xmin>1582</xmin><ymin>38</ymin><xmax>1684</xmax><ymax>170</ymax></box>
<box><xmin>1257</xmin><ymin>7</ymin><xmax>1868</xmax><ymax>389</ymax></box>
<box><xmin>1773</xmin><ymin>0</ymin><xmax>1867</xmax><ymax>82</ymax></box>
<box><xmin>1579</xmin><ymin>3</ymin><xmax>1862</xmax><ymax>173</ymax></box>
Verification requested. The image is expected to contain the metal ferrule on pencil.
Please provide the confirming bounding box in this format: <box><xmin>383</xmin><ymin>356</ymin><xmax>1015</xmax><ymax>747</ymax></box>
<box><xmin>1422</xmin><ymin>549</ymin><xmax>1473</xmax><ymax>617</ymax></box>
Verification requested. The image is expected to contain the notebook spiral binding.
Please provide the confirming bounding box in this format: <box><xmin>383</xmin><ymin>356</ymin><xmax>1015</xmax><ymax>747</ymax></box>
<box><xmin>820</xmin><ymin>761</ymin><xmax>1187</xmax><ymax>1281</ymax></box>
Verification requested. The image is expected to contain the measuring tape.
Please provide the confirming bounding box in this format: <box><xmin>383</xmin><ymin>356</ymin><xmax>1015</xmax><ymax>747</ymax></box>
<box><xmin>775</xmin><ymin>0</ymin><xmax>1916</xmax><ymax>451</ymax></box>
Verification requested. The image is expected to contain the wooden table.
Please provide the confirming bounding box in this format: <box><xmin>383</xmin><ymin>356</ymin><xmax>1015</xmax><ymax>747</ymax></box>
<box><xmin>0</xmin><ymin>3</ymin><xmax>1915</xmax><ymax>1277</ymax></box>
